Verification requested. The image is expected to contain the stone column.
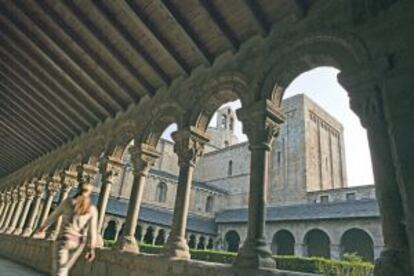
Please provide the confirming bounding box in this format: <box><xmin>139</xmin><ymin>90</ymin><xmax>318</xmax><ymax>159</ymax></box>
<box><xmin>294</xmin><ymin>243</ymin><xmax>306</xmax><ymax>257</ymax></box>
<box><xmin>33</xmin><ymin>177</ymin><xmax>60</xmax><ymax>239</ymax></box>
<box><xmin>114</xmin><ymin>222</ymin><xmax>122</xmax><ymax>242</ymax></box>
<box><xmin>47</xmin><ymin>172</ymin><xmax>76</xmax><ymax>240</ymax></box>
<box><xmin>13</xmin><ymin>183</ymin><xmax>35</xmax><ymax>235</ymax></box>
<box><xmin>152</xmin><ymin>226</ymin><xmax>160</xmax><ymax>246</ymax></box>
<box><xmin>0</xmin><ymin>191</ymin><xmax>11</xmax><ymax>228</ymax></box>
<box><xmin>1</xmin><ymin>189</ymin><xmax>19</xmax><ymax>233</ymax></box>
<box><xmin>330</xmin><ymin>244</ymin><xmax>342</xmax><ymax>260</ymax></box>
<box><xmin>6</xmin><ymin>186</ymin><xmax>27</xmax><ymax>233</ymax></box>
<box><xmin>164</xmin><ymin>127</ymin><xmax>209</xmax><ymax>259</ymax></box>
<box><xmin>234</xmin><ymin>100</ymin><xmax>284</xmax><ymax>269</ymax></box>
<box><xmin>23</xmin><ymin>179</ymin><xmax>46</xmax><ymax>237</ymax></box>
<box><xmin>115</xmin><ymin>144</ymin><xmax>160</xmax><ymax>252</ymax></box>
<box><xmin>96</xmin><ymin>156</ymin><xmax>122</xmax><ymax>246</ymax></box>
<box><xmin>340</xmin><ymin>74</ymin><xmax>411</xmax><ymax>275</ymax></box>
<box><xmin>380</xmin><ymin>73</ymin><xmax>414</xmax><ymax>274</ymax></box>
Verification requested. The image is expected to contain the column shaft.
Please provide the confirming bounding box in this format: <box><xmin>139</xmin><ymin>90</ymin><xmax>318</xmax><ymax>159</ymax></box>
<box><xmin>0</xmin><ymin>197</ymin><xmax>11</xmax><ymax>228</ymax></box>
<box><xmin>6</xmin><ymin>195</ymin><xmax>25</xmax><ymax>233</ymax></box>
<box><xmin>13</xmin><ymin>195</ymin><xmax>34</xmax><ymax>235</ymax></box>
<box><xmin>1</xmin><ymin>200</ymin><xmax>17</xmax><ymax>232</ymax></box>
<box><xmin>23</xmin><ymin>181</ymin><xmax>46</xmax><ymax>237</ymax></box>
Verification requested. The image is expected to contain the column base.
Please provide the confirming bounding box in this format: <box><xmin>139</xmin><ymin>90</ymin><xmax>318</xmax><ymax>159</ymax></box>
<box><xmin>12</xmin><ymin>228</ymin><xmax>23</xmax><ymax>236</ymax></box>
<box><xmin>233</xmin><ymin>239</ymin><xmax>276</xmax><ymax>269</ymax></box>
<box><xmin>114</xmin><ymin>235</ymin><xmax>139</xmax><ymax>253</ymax></box>
<box><xmin>163</xmin><ymin>236</ymin><xmax>191</xmax><ymax>260</ymax></box>
<box><xmin>22</xmin><ymin>228</ymin><xmax>33</xmax><ymax>237</ymax></box>
<box><xmin>374</xmin><ymin>249</ymin><xmax>411</xmax><ymax>276</ymax></box>
<box><xmin>96</xmin><ymin>235</ymin><xmax>104</xmax><ymax>248</ymax></box>
<box><xmin>5</xmin><ymin>228</ymin><xmax>15</xmax><ymax>234</ymax></box>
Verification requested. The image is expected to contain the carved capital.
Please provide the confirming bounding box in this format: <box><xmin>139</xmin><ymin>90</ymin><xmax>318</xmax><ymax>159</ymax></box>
<box><xmin>12</xmin><ymin>189</ymin><xmax>19</xmax><ymax>201</ymax></box>
<box><xmin>0</xmin><ymin>192</ymin><xmax>4</xmax><ymax>203</ymax></box>
<box><xmin>237</xmin><ymin>100</ymin><xmax>285</xmax><ymax>149</ymax></box>
<box><xmin>59</xmin><ymin>171</ymin><xmax>77</xmax><ymax>192</ymax></box>
<box><xmin>99</xmin><ymin>156</ymin><xmax>123</xmax><ymax>185</ymax></box>
<box><xmin>77</xmin><ymin>163</ymin><xmax>99</xmax><ymax>187</ymax></box>
<box><xmin>172</xmin><ymin>127</ymin><xmax>209</xmax><ymax>167</ymax></box>
<box><xmin>35</xmin><ymin>179</ymin><xmax>47</xmax><ymax>197</ymax></box>
<box><xmin>129</xmin><ymin>144</ymin><xmax>160</xmax><ymax>176</ymax></box>
<box><xmin>350</xmin><ymin>89</ymin><xmax>386</xmax><ymax>129</ymax></box>
<box><xmin>46</xmin><ymin>178</ymin><xmax>60</xmax><ymax>196</ymax></box>
<box><xmin>26</xmin><ymin>182</ymin><xmax>36</xmax><ymax>199</ymax></box>
<box><xmin>18</xmin><ymin>186</ymin><xmax>26</xmax><ymax>201</ymax></box>
<box><xmin>5</xmin><ymin>191</ymin><xmax>12</xmax><ymax>202</ymax></box>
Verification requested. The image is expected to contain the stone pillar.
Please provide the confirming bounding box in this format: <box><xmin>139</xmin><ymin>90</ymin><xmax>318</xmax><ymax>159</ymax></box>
<box><xmin>6</xmin><ymin>186</ymin><xmax>27</xmax><ymax>233</ymax></box>
<box><xmin>340</xmin><ymin>73</ymin><xmax>411</xmax><ymax>275</ymax></box>
<box><xmin>294</xmin><ymin>243</ymin><xmax>306</xmax><ymax>257</ymax></box>
<box><xmin>1</xmin><ymin>189</ymin><xmax>19</xmax><ymax>233</ymax></box>
<box><xmin>114</xmin><ymin>222</ymin><xmax>122</xmax><ymax>242</ymax></box>
<box><xmin>234</xmin><ymin>100</ymin><xmax>284</xmax><ymax>269</ymax></box>
<box><xmin>164</xmin><ymin>127</ymin><xmax>209</xmax><ymax>259</ymax></box>
<box><xmin>380</xmin><ymin>73</ymin><xmax>414</xmax><ymax>274</ymax></box>
<box><xmin>153</xmin><ymin>226</ymin><xmax>160</xmax><ymax>246</ymax></box>
<box><xmin>96</xmin><ymin>156</ymin><xmax>122</xmax><ymax>246</ymax></box>
<box><xmin>115</xmin><ymin>144</ymin><xmax>160</xmax><ymax>252</ymax></box>
<box><xmin>33</xmin><ymin>177</ymin><xmax>60</xmax><ymax>239</ymax></box>
<box><xmin>330</xmin><ymin>244</ymin><xmax>342</xmax><ymax>260</ymax></box>
<box><xmin>23</xmin><ymin>179</ymin><xmax>46</xmax><ymax>237</ymax></box>
<box><xmin>47</xmin><ymin>172</ymin><xmax>76</xmax><ymax>240</ymax></box>
<box><xmin>13</xmin><ymin>183</ymin><xmax>35</xmax><ymax>235</ymax></box>
<box><xmin>0</xmin><ymin>191</ymin><xmax>12</xmax><ymax>229</ymax></box>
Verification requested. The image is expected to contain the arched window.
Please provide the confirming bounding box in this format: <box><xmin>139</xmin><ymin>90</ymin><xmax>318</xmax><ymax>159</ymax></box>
<box><xmin>221</xmin><ymin>114</ymin><xmax>227</xmax><ymax>128</ymax></box>
<box><xmin>304</xmin><ymin>229</ymin><xmax>331</xmax><ymax>258</ymax></box>
<box><xmin>228</xmin><ymin>160</ymin><xmax>233</xmax><ymax>176</ymax></box>
<box><xmin>205</xmin><ymin>195</ymin><xmax>214</xmax><ymax>213</ymax></box>
<box><xmin>225</xmin><ymin>230</ymin><xmax>240</xmax><ymax>252</ymax></box>
<box><xmin>155</xmin><ymin>182</ymin><xmax>168</xmax><ymax>203</ymax></box>
<box><xmin>341</xmin><ymin>228</ymin><xmax>374</xmax><ymax>262</ymax></box>
<box><xmin>103</xmin><ymin>220</ymin><xmax>117</xmax><ymax>241</ymax></box>
<box><xmin>271</xmin><ymin>230</ymin><xmax>295</xmax><ymax>255</ymax></box>
<box><xmin>229</xmin><ymin>117</ymin><xmax>234</xmax><ymax>131</ymax></box>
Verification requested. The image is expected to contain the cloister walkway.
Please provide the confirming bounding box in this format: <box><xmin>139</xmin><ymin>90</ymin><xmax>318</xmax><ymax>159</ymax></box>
<box><xmin>0</xmin><ymin>257</ymin><xmax>45</xmax><ymax>276</ymax></box>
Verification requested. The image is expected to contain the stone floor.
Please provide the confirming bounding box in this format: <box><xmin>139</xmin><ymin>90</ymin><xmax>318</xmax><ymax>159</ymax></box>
<box><xmin>0</xmin><ymin>257</ymin><xmax>45</xmax><ymax>276</ymax></box>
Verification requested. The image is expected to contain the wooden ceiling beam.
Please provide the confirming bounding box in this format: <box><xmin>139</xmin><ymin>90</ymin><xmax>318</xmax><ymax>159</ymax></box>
<box><xmin>159</xmin><ymin>0</ymin><xmax>212</xmax><ymax>67</ymax></box>
<box><xmin>0</xmin><ymin>108</ymin><xmax>55</xmax><ymax>153</ymax></box>
<box><xmin>3</xmin><ymin>1</ymin><xmax>117</xmax><ymax>118</ymax></box>
<box><xmin>0</xmin><ymin>71</ymin><xmax>74</xmax><ymax>140</ymax></box>
<box><xmin>0</xmin><ymin>88</ymin><xmax>64</xmax><ymax>146</ymax></box>
<box><xmin>198</xmin><ymin>0</ymin><xmax>239</xmax><ymax>52</ymax></box>
<box><xmin>0</xmin><ymin>58</ymin><xmax>81</xmax><ymax>137</ymax></box>
<box><xmin>242</xmin><ymin>0</ymin><xmax>270</xmax><ymax>37</ymax></box>
<box><xmin>48</xmin><ymin>0</ymin><xmax>154</xmax><ymax>97</ymax></box>
<box><xmin>91</xmin><ymin>0</ymin><xmax>171</xmax><ymax>86</ymax></box>
<box><xmin>110</xmin><ymin>0</ymin><xmax>190</xmax><ymax>76</ymax></box>
<box><xmin>0</xmin><ymin>39</ymin><xmax>86</xmax><ymax>134</ymax></box>
<box><xmin>0</xmin><ymin>120</ymin><xmax>45</xmax><ymax>157</ymax></box>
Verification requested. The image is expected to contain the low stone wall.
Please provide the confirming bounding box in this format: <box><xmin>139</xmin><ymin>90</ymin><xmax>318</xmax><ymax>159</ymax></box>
<box><xmin>0</xmin><ymin>234</ymin><xmax>317</xmax><ymax>276</ymax></box>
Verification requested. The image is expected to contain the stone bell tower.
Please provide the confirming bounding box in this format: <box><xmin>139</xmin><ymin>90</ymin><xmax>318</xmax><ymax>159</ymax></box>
<box><xmin>206</xmin><ymin>106</ymin><xmax>239</xmax><ymax>149</ymax></box>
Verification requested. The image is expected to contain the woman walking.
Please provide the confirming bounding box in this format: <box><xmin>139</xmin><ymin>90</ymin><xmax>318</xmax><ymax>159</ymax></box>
<box><xmin>35</xmin><ymin>183</ymin><xmax>98</xmax><ymax>276</ymax></box>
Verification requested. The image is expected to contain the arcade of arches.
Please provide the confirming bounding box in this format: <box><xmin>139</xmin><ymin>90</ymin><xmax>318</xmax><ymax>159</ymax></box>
<box><xmin>0</xmin><ymin>1</ymin><xmax>413</xmax><ymax>276</ymax></box>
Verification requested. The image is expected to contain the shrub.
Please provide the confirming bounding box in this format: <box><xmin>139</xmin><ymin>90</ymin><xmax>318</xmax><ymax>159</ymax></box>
<box><xmin>103</xmin><ymin>240</ymin><xmax>374</xmax><ymax>275</ymax></box>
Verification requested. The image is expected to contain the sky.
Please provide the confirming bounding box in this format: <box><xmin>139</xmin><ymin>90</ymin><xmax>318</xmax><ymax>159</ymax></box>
<box><xmin>162</xmin><ymin>67</ymin><xmax>374</xmax><ymax>186</ymax></box>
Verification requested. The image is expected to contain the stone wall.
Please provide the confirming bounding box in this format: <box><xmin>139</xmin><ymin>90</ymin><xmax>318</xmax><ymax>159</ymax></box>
<box><xmin>0</xmin><ymin>234</ymin><xmax>316</xmax><ymax>276</ymax></box>
<box><xmin>307</xmin><ymin>185</ymin><xmax>376</xmax><ymax>204</ymax></box>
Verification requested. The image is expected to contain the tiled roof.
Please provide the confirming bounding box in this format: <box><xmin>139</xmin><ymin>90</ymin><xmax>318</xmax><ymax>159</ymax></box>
<box><xmin>215</xmin><ymin>199</ymin><xmax>380</xmax><ymax>223</ymax></box>
<box><xmin>91</xmin><ymin>194</ymin><xmax>217</xmax><ymax>235</ymax></box>
<box><xmin>149</xmin><ymin>169</ymin><xmax>228</xmax><ymax>194</ymax></box>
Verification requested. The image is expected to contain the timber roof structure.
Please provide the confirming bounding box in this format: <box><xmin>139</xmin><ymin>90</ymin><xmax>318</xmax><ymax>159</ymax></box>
<box><xmin>0</xmin><ymin>0</ymin><xmax>314</xmax><ymax>178</ymax></box>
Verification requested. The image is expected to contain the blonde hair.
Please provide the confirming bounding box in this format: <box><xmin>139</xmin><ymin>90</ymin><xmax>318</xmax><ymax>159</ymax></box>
<box><xmin>73</xmin><ymin>185</ymin><xmax>92</xmax><ymax>215</ymax></box>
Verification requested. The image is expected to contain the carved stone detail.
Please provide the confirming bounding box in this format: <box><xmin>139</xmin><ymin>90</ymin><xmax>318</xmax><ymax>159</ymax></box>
<box><xmin>172</xmin><ymin>127</ymin><xmax>209</xmax><ymax>167</ymax></box>
<box><xmin>129</xmin><ymin>144</ymin><xmax>160</xmax><ymax>176</ymax></box>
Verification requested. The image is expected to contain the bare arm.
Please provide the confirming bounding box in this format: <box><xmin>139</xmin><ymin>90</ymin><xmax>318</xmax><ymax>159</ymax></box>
<box><xmin>88</xmin><ymin>206</ymin><xmax>98</xmax><ymax>249</ymax></box>
<box><xmin>39</xmin><ymin>198</ymin><xmax>68</xmax><ymax>230</ymax></box>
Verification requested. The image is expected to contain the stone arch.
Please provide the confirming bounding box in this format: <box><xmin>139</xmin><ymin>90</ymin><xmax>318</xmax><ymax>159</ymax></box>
<box><xmin>138</xmin><ymin>101</ymin><xmax>183</xmax><ymax>148</ymax></box>
<box><xmin>271</xmin><ymin>229</ymin><xmax>295</xmax><ymax>255</ymax></box>
<box><xmin>341</xmin><ymin>228</ymin><xmax>374</xmax><ymax>262</ymax></box>
<box><xmin>207</xmin><ymin>237</ymin><xmax>214</xmax><ymax>250</ymax></box>
<box><xmin>259</xmin><ymin>32</ymin><xmax>373</xmax><ymax>107</ymax></box>
<box><xmin>154</xmin><ymin>228</ymin><xmax>166</xmax><ymax>246</ymax></box>
<box><xmin>187</xmin><ymin>72</ymin><xmax>252</xmax><ymax>132</ymax></box>
<box><xmin>197</xmin><ymin>236</ymin><xmax>206</xmax><ymax>250</ymax></box>
<box><xmin>225</xmin><ymin>230</ymin><xmax>241</xmax><ymax>253</ymax></box>
<box><xmin>143</xmin><ymin>226</ymin><xmax>155</xmax><ymax>244</ymax></box>
<box><xmin>188</xmin><ymin>234</ymin><xmax>196</xmax><ymax>249</ymax></box>
<box><xmin>304</xmin><ymin>228</ymin><xmax>331</xmax><ymax>258</ymax></box>
<box><xmin>103</xmin><ymin>220</ymin><xmax>117</xmax><ymax>241</ymax></box>
<box><xmin>107</xmin><ymin>120</ymin><xmax>138</xmax><ymax>160</ymax></box>
<box><xmin>155</xmin><ymin>182</ymin><xmax>168</xmax><ymax>203</ymax></box>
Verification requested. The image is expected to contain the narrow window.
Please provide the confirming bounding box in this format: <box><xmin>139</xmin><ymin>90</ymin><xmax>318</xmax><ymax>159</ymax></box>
<box><xmin>320</xmin><ymin>195</ymin><xmax>329</xmax><ymax>203</ymax></box>
<box><xmin>229</xmin><ymin>117</ymin><xmax>234</xmax><ymax>131</ymax></box>
<box><xmin>228</xmin><ymin>160</ymin><xmax>233</xmax><ymax>176</ymax></box>
<box><xmin>221</xmin><ymin>114</ymin><xmax>227</xmax><ymax>129</ymax></box>
<box><xmin>277</xmin><ymin>151</ymin><xmax>281</xmax><ymax>165</ymax></box>
<box><xmin>205</xmin><ymin>196</ymin><xmax>214</xmax><ymax>213</ymax></box>
<box><xmin>156</xmin><ymin>182</ymin><xmax>168</xmax><ymax>203</ymax></box>
<box><xmin>346</xmin><ymin>192</ymin><xmax>356</xmax><ymax>201</ymax></box>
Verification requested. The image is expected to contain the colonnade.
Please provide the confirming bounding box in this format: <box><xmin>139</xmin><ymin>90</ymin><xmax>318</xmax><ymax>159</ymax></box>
<box><xmin>0</xmin><ymin>100</ymin><xmax>284</xmax><ymax>269</ymax></box>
